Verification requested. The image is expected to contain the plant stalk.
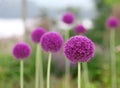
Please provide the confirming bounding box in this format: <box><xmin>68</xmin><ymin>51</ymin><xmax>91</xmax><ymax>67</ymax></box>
<box><xmin>47</xmin><ymin>53</ymin><xmax>52</xmax><ymax>88</ymax></box>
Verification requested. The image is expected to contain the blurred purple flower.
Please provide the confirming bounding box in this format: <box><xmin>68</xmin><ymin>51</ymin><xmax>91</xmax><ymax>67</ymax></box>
<box><xmin>106</xmin><ymin>16</ymin><xmax>119</xmax><ymax>29</ymax></box>
<box><xmin>62</xmin><ymin>12</ymin><xmax>75</xmax><ymax>24</ymax></box>
<box><xmin>40</xmin><ymin>32</ymin><xmax>63</xmax><ymax>53</ymax></box>
<box><xmin>64</xmin><ymin>36</ymin><xmax>95</xmax><ymax>63</ymax></box>
<box><xmin>31</xmin><ymin>27</ymin><xmax>46</xmax><ymax>43</ymax></box>
<box><xmin>12</xmin><ymin>42</ymin><xmax>31</xmax><ymax>59</ymax></box>
<box><xmin>74</xmin><ymin>24</ymin><xmax>86</xmax><ymax>35</ymax></box>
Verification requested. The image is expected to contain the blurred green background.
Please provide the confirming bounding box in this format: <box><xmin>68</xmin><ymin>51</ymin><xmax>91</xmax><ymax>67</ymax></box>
<box><xmin>0</xmin><ymin>0</ymin><xmax>120</xmax><ymax>88</ymax></box>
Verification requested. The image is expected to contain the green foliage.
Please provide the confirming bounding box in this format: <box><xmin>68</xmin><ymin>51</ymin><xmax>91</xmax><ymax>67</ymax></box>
<box><xmin>105</xmin><ymin>0</ymin><xmax>120</xmax><ymax>6</ymax></box>
<box><xmin>86</xmin><ymin>2</ymin><xmax>111</xmax><ymax>45</ymax></box>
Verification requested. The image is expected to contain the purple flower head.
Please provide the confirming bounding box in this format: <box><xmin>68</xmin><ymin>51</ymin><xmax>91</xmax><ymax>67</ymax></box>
<box><xmin>12</xmin><ymin>42</ymin><xmax>31</xmax><ymax>59</ymax></box>
<box><xmin>74</xmin><ymin>24</ymin><xmax>86</xmax><ymax>35</ymax></box>
<box><xmin>31</xmin><ymin>27</ymin><xmax>46</xmax><ymax>43</ymax></box>
<box><xmin>62</xmin><ymin>12</ymin><xmax>75</xmax><ymax>24</ymax></box>
<box><xmin>106</xmin><ymin>16</ymin><xmax>119</xmax><ymax>29</ymax></box>
<box><xmin>40</xmin><ymin>32</ymin><xmax>63</xmax><ymax>53</ymax></box>
<box><xmin>64</xmin><ymin>36</ymin><xmax>95</xmax><ymax>63</ymax></box>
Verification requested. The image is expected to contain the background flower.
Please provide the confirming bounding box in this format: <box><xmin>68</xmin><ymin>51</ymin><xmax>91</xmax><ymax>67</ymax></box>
<box><xmin>40</xmin><ymin>32</ymin><xmax>63</xmax><ymax>53</ymax></box>
<box><xmin>106</xmin><ymin>16</ymin><xmax>119</xmax><ymax>29</ymax></box>
<box><xmin>62</xmin><ymin>12</ymin><xmax>75</xmax><ymax>24</ymax></box>
<box><xmin>74</xmin><ymin>24</ymin><xmax>86</xmax><ymax>35</ymax></box>
<box><xmin>31</xmin><ymin>27</ymin><xmax>46</xmax><ymax>43</ymax></box>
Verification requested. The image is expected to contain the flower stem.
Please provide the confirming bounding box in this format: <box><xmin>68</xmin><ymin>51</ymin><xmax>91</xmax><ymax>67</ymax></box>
<box><xmin>65</xmin><ymin>60</ymin><xmax>70</xmax><ymax>88</ymax></box>
<box><xmin>65</xmin><ymin>30</ymin><xmax>70</xmax><ymax>88</ymax></box>
<box><xmin>35</xmin><ymin>45</ymin><xmax>40</xmax><ymax>88</ymax></box>
<box><xmin>82</xmin><ymin>63</ymin><xmax>89</xmax><ymax>88</ymax></box>
<box><xmin>78</xmin><ymin>62</ymin><xmax>81</xmax><ymax>88</ymax></box>
<box><xmin>47</xmin><ymin>53</ymin><xmax>52</xmax><ymax>88</ymax></box>
<box><xmin>110</xmin><ymin>30</ymin><xmax>117</xmax><ymax>88</ymax></box>
<box><xmin>20</xmin><ymin>60</ymin><xmax>24</xmax><ymax>88</ymax></box>
<box><xmin>39</xmin><ymin>46</ymin><xmax>44</xmax><ymax>88</ymax></box>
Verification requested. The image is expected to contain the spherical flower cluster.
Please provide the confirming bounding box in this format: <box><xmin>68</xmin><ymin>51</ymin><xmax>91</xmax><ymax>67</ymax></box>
<box><xmin>74</xmin><ymin>24</ymin><xmax>86</xmax><ymax>35</ymax></box>
<box><xmin>31</xmin><ymin>27</ymin><xmax>46</xmax><ymax>43</ymax></box>
<box><xmin>40</xmin><ymin>32</ymin><xmax>63</xmax><ymax>53</ymax></box>
<box><xmin>106</xmin><ymin>16</ymin><xmax>119</xmax><ymax>29</ymax></box>
<box><xmin>64</xmin><ymin>36</ymin><xmax>95</xmax><ymax>63</ymax></box>
<box><xmin>12</xmin><ymin>42</ymin><xmax>31</xmax><ymax>59</ymax></box>
<box><xmin>62</xmin><ymin>12</ymin><xmax>75</xmax><ymax>24</ymax></box>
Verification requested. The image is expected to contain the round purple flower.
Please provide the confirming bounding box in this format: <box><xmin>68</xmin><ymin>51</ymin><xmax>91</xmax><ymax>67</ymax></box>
<box><xmin>74</xmin><ymin>24</ymin><xmax>86</xmax><ymax>34</ymax></box>
<box><xmin>40</xmin><ymin>32</ymin><xmax>63</xmax><ymax>53</ymax></box>
<box><xmin>12</xmin><ymin>42</ymin><xmax>31</xmax><ymax>59</ymax></box>
<box><xmin>31</xmin><ymin>27</ymin><xmax>46</xmax><ymax>43</ymax></box>
<box><xmin>106</xmin><ymin>16</ymin><xmax>119</xmax><ymax>29</ymax></box>
<box><xmin>62</xmin><ymin>12</ymin><xmax>75</xmax><ymax>24</ymax></box>
<box><xmin>64</xmin><ymin>36</ymin><xmax>95</xmax><ymax>63</ymax></box>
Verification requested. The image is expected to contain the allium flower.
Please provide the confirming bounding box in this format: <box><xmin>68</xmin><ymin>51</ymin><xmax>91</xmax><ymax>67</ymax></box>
<box><xmin>62</xmin><ymin>12</ymin><xmax>75</xmax><ymax>24</ymax></box>
<box><xmin>106</xmin><ymin>16</ymin><xmax>119</xmax><ymax>29</ymax></box>
<box><xmin>12</xmin><ymin>42</ymin><xmax>31</xmax><ymax>59</ymax></box>
<box><xmin>64</xmin><ymin>36</ymin><xmax>95</xmax><ymax>63</ymax></box>
<box><xmin>31</xmin><ymin>27</ymin><xmax>46</xmax><ymax>43</ymax></box>
<box><xmin>74</xmin><ymin>24</ymin><xmax>86</xmax><ymax>34</ymax></box>
<box><xmin>40</xmin><ymin>32</ymin><xmax>63</xmax><ymax>53</ymax></box>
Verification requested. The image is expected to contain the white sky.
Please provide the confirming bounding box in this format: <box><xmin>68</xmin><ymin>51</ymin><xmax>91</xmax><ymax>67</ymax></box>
<box><xmin>0</xmin><ymin>0</ymin><xmax>95</xmax><ymax>38</ymax></box>
<box><xmin>0</xmin><ymin>19</ymin><xmax>24</xmax><ymax>38</ymax></box>
<box><xmin>35</xmin><ymin>0</ymin><xmax>95</xmax><ymax>9</ymax></box>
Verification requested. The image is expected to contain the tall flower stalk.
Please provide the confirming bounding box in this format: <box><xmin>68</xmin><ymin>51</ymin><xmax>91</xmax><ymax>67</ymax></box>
<box><xmin>110</xmin><ymin>29</ymin><xmax>116</xmax><ymax>88</ymax></box>
<box><xmin>20</xmin><ymin>60</ymin><xmax>24</xmax><ymax>88</ymax></box>
<box><xmin>62</xmin><ymin>12</ymin><xmax>75</xmax><ymax>88</ymax></box>
<box><xmin>47</xmin><ymin>53</ymin><xmax>52</xmax><ymax>88</ymax></box>
<box><xmin>74</xmin><ymin>24</ymin><xmax>89</xmax><ymax>88</ymax></box>
<box><xmin>82</xmin><ymin>63</ymin><xmax>89</xmax><ymax>88</ymax></box>
<box><xmin>35</xmin><ymin>45</ymin><xmax>39</xmax><ymax>88</ymax></box>
<box><xmin>12</xmin><ymin>42</ymin><xmax>31</xmax><ymax>88</ymax></box>
<box><xmin>31</xmin><ymin>27</ymin><xmax>46</xmax><ymax>88</ymax></box>
<box><xmin>106</xmin><ymin>16</ymin><xmax>118</xmax><ymax>88</ymax></box>
<box><xmin>35</xmin><ymin>45</ymin><xmax>44</xmax><ymax>88</ymax></box>
<box><xmin>39</xmin><ymin>46</ymin><xmax>44</xmax><ymax>88</ymax></box>
<box><xmin>40</xmin><ymin>32</ymin><xmax>63</xmax><ymax>88</ymax></box>
<box><xmin>78</xmin><ymin>62</ymin><xmax>81</xmax><ymax>88</ymax></box>
<box><xmin>64</xmin><ymin>36</ymin><xmax>95</xmax><ymax>88</ymax></box>
<box><xmin>65</xmin><ymin>30</ymin><xmax>70</xmax><ymax>88</ymax></box>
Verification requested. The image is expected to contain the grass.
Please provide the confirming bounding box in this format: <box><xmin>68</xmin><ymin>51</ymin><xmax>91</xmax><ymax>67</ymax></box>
<box><xmin>0</xmin><ymin>51</ymin><xmax>120</xmax><ymax>88</ymax></box>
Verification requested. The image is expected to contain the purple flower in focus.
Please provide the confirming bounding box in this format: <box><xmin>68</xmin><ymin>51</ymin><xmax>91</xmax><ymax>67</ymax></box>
<box><xmin>40</xmin><ymin>32</ymin><xmax>63</xmax><ymax>53</ymax></box>
<box><xmin>31</xmin><ymin>27</ymin><xmax>46</xmax><ymax>43</ymax></box>
<box><xmin>74</xmin><ymin>24</ymin><xmax>86</xmax><ymax>35</ymax></box>
<box><xmin>62</xmin><ymin>12</ymin><xmax>75</xmax><ymax>24</ymax></box>
<box><xmin>106</xmin><ymin>16</ymin><xmax>119</xmax><ymax>29</ymax></box>
<box><xmin>64</xmin><ymin>36</ymin><xmax>95</xmax><ymax>63</ymax></box>
<box><xmin>12</xmin><ymin>42</ymin><xmax>31</xmax><ymax>59</ymax></box>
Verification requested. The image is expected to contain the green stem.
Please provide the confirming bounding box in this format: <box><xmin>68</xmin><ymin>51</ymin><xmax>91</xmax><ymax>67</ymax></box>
<box><xmin>35</xmin><ymin>45</ymin><xmax>40</xmax><ymax>88</ymax></box>
<box><xmin>78</xmin><ymin>62</ymin><xmax>81</xmax><ymax>88</ymax></box>
<box><xmin>65</xmin><ymin>30</ymin><xmax>70</xmax><ymax>88</ymax></box>
<box><xmin>110</xmin><ymin>30</ymin><xmax>117</xmax><ymax>88</ymax></box>
<box><xmin>65</xmin><ymin>60</ymin><xmax>70</xmax><ymax>88</ymax></box>
<box><xmin>20</xmin><ymin>60</ymin><xmax>24</xmax><ymax>88</ymax></box>
<box><xmin>82</xmin><ymin>63</ymin><xmax>89</xmax><ymax>88</ymax></box>
<box><xmin>47</xmin><ymin>53</ymin><xmax>52</xmax><ymax>88</ymax></box>
<box><xmin>39</xmin><ymin>46</ymin><xmax>44</xmax><ymax>88</ymax></box>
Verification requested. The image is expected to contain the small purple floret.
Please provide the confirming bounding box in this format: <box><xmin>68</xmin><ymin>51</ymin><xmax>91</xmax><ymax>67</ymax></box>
<box><xmin>31</xmin><ymin>27</ymin><xmax>46</xmax><ymax>43</ymax></box>
<box><xmin>74</xmin><ymin>24</ymin><xmax>86</xmax><ymax>34</ymax></box>
<box><xmin>106</xmin><ymin>16</ymin><xmax>119</xmax><ymax>29</ymax></box>
<box><xmin>64</xmin><ymin>36</ymin><xmax>95</xmax><ymax>63</ymax></box>
<box><xmin>62</xmin><ymin>12</ymin><xmax>75</xmax><ymax>24</ymax></box>
<box><xmin>40</xmin><ymin>32</ymin><xmax>63</xmax><ymax>53</ymax></box>
<box><xmin>12</xmin><ymin>42</ymin><xmax>31</xmax><ymax>59</ymax></box>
